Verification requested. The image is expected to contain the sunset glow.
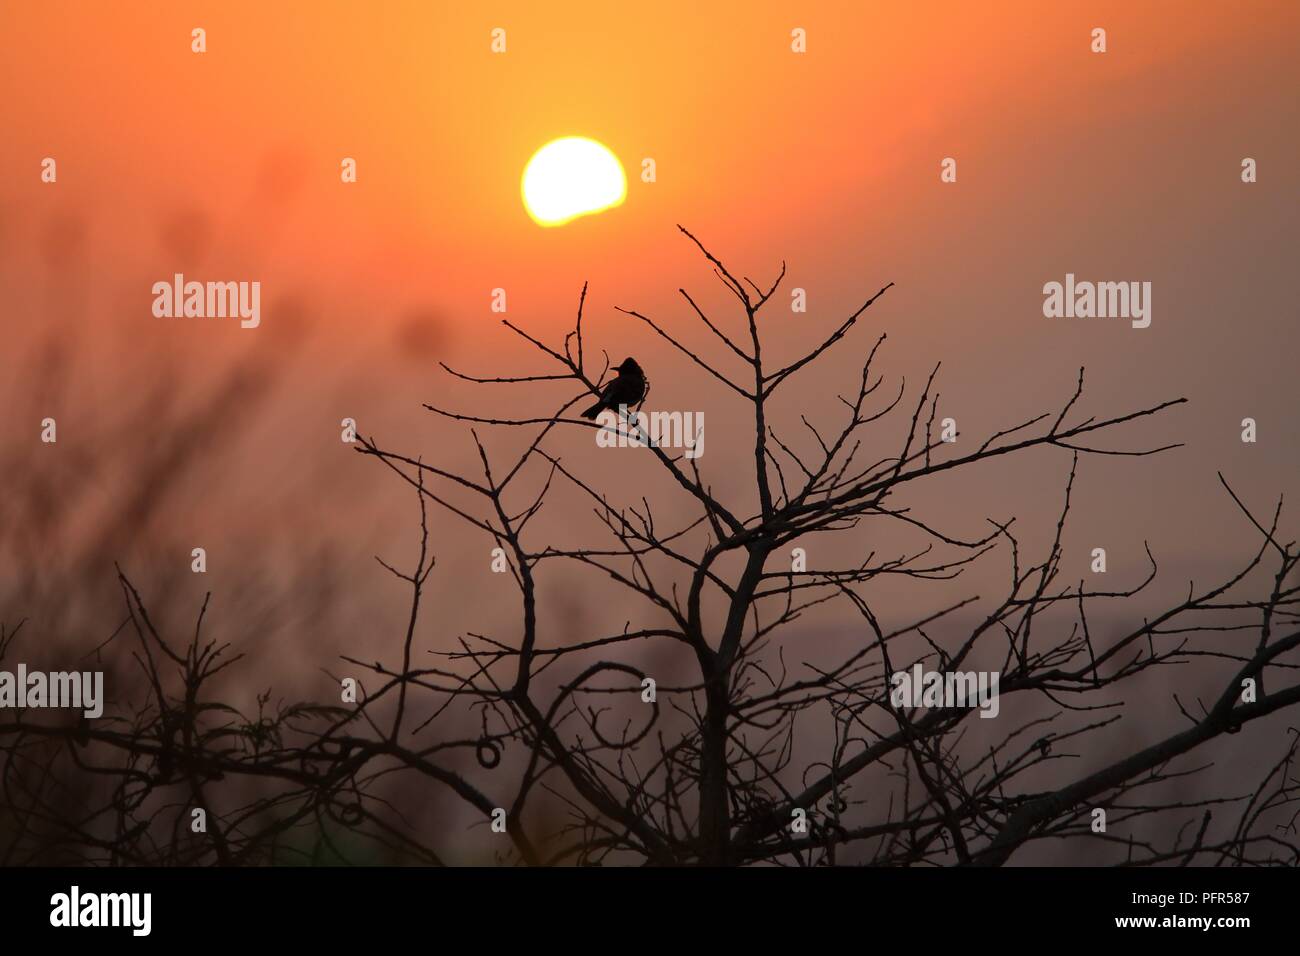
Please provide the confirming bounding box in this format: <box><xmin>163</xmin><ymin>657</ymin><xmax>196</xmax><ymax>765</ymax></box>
<box><xmin>521</xmin><ymin>137</ymin><xmax>626</xmax><ymax>227</ymax></box>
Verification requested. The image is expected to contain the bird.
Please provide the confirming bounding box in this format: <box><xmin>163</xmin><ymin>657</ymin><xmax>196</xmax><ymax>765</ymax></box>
<box><xmin>581</xmin><ymin>358</ymin><xmax>647</xmax><ymax>419</ymax></box>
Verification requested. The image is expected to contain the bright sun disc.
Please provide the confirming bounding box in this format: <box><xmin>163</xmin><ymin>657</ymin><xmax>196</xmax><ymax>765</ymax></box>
<box><xmin>522</xmin><ymin>137</ymin><xmax>627</xmax><ymax>227</ymax></box>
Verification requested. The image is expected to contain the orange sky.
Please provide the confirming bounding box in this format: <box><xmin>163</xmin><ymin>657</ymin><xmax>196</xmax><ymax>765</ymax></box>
<box><xmin>5</xmin><ymin>1</ymin><xmax>1294</xmax><ymax>316</ymax></box>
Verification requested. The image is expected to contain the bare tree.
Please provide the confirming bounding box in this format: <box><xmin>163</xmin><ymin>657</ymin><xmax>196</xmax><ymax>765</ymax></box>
<box><xmin>3</xmin><ymin>228</ymin><xmax>1297</xmax><ymax>867</ymax></box>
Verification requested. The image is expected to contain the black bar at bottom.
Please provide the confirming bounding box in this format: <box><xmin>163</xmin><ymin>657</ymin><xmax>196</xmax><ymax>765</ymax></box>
<box><xmin>1</xmin><ymin>865</ymin><xmax>1284</xmax><ymax>942</ymax></box>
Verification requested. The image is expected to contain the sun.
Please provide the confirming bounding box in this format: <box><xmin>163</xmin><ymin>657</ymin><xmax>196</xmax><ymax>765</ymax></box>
<box><xmin>522</xmin><ymin>137</ymin><xmax>627</xmax><ymax>227</ymax></box>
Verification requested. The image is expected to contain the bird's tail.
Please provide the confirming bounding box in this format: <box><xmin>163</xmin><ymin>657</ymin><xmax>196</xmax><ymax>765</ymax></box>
<box><xmin>580</xmin><ymin>401</ymin><xmax>604</xmax><ymax>420</ymax></box>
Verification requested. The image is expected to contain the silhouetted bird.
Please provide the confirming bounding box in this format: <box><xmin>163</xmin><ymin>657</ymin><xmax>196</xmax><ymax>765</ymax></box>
<box><xmin>581</xmin><ymin>358</ymin><xmax>647</xmax><ymax>419</ymax></box>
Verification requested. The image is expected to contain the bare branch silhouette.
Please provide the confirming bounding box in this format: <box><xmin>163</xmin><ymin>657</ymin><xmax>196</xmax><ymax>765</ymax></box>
<box><xmin>3</xmin><ymin>229</ymin><xmax>1297</xmax><ymax>868</ymax></box>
